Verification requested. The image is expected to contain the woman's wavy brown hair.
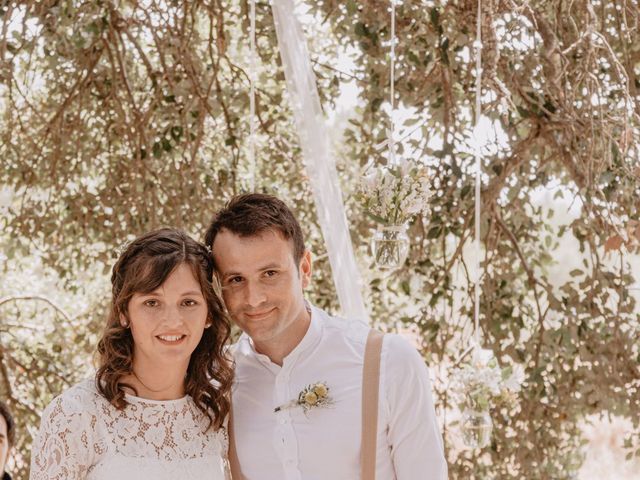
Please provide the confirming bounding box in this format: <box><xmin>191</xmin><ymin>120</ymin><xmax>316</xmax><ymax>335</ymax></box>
<box><xmin>96</xmin><ymin>228</ymin><xmax>233</xmax><ymax>430</ymax></box>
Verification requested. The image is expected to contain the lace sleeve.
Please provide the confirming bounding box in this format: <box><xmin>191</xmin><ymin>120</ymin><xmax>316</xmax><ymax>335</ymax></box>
<box><xmin>29</xmin><ymin>392</ymin><xmax>96</xmax><ymax>480</ymax></box>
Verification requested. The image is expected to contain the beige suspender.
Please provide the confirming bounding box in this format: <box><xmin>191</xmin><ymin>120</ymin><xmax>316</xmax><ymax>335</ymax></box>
<box><xmin>361</xmin><ymin>329</ymin><xmax>384</xmax><ymax>480</ymax></box>
<box><xmin>226</xmin><ymin>329</ymin><xmax>384</xmax><ymax>480</ymax></box>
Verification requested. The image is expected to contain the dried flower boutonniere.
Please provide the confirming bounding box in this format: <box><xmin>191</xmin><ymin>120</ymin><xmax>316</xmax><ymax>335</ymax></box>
<box><xmin>274</xmin><ymin>382</ymin><xmax>333</xmax><ymax>414</ymax></box>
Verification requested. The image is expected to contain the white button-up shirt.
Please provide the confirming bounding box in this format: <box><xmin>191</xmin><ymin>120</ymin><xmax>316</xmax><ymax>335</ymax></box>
<box><xmin>231</xmin><ymin>305</ymin><xmax>447</xmax><ymax>479</ymax></box>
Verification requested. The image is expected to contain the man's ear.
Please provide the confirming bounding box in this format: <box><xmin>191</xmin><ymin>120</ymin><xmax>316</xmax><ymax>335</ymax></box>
<box><xmin>299</xmin><ymin>250</ymin><xmax>312</xmax><ymax>289</ymax></box>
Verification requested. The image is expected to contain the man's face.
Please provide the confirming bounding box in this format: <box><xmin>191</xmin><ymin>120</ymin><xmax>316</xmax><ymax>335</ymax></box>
<box><xmin>212</xmin><ymin>228</ymin><xmax>311</xmax><ymax>350</ymax></box>
<box><xmin>0</xmin><ymin>415</ymin><xmax>9</xmax><ymax>474</ymax></box>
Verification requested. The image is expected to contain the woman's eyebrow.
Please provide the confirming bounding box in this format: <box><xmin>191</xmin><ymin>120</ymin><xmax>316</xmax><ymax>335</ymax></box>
<box><xmin>180</xmin><ymin>290</ymin><xmax>203</xmax><ymax>296</ymax></box>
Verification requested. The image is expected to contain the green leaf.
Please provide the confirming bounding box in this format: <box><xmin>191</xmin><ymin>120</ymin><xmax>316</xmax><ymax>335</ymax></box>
<box><xmin>86</xmin><ymin>21</ymin><xmax>100</xmax><ymax>35</ymax></box>
<box><xmin>407</xmin><ymin>51</ymin><xmax>419</xmax><ymax>64</ymax></box>
<box><xmin>366</xmin><ymin>212</ymin><xmax>389</xmax><ymax>224</ymax></box>
<box><xmin>170</xmin><ymin>126</ymin><xmax>183</xmax><ymax>141</ymax></box>
<box><xmin>429</xmin><ymin>8</ymin><xmax>440</xmax><ymax>28</ymax></box>
<box><xmin>427</xmin><ymin>225</ymin><xmax>443</xmax><ymax>239</ymax></box>
<box><xmin>152</xmin><ymin>142</ymin><xmax>162</xmax><ymax>158</ymax></box>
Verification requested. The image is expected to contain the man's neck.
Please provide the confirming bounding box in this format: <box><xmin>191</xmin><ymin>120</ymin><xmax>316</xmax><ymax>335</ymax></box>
<box><xmin>255</xmin><ymin>309</ymin><xmax>311</xmax><ymax>366</ymax></box>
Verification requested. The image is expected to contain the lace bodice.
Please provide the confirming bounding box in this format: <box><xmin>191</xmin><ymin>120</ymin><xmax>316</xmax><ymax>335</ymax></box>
<box><xmin>30</xmin><ymin>379</ymin><xmax>228</xmax><ymax>480</ymax></box>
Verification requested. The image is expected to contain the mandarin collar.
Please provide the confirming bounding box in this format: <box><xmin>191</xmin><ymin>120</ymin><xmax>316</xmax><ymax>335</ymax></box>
<box><xmin>236</xmin><ymin>302</ymin><xmax>323</xmax><ymax>368</ymax></box>
<box><xmin>281</xmin><ymin>303</ymin><xmax>323</xmax><ymax>367</ymax></box>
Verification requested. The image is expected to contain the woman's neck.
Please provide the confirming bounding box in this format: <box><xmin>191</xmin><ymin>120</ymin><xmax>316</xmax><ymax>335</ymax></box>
<box><xmin>123</xmin><ymin>358</ymin><xmax>189</xmax><ymax>401</ymax></box>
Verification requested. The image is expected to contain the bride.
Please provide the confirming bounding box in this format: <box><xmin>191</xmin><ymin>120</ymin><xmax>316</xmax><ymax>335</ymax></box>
<box><xmin>30</xmin><ymin>228</ymin><xmax>233</xmax><ymax>479</ymax></box>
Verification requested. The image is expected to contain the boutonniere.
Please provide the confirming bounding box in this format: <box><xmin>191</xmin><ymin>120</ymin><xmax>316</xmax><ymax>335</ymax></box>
<box><xmin>274</xmin><ymin>382</ymin><xmax>333</xmax><ymax>414</ymax></box>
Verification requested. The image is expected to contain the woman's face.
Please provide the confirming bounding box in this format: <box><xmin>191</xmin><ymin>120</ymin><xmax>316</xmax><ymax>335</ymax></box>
<box><xmin>123</xmin><ymin>263</ymin><xmax>209</xmax><ymax>372</ymax></box>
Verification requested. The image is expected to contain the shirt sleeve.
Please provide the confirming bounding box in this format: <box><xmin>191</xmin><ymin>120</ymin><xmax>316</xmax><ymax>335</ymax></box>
<box><xmin>383</xmin><ymin>334</ymin><xmax>448</xmax><ymax>479</ymax></box>
<box><xmin>29</xmin><ymin>393</ymin><xmax>95</xmax><ymax>480</ymax></box>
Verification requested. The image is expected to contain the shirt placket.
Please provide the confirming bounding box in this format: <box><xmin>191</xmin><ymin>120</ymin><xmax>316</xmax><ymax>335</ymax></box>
<box><xmin>273</xmin><ymin>364</ymin><xmax>302</xmax><ymax>480</ymax></box>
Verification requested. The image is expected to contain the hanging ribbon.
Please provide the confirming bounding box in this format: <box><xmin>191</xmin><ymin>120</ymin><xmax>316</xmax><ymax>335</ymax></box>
<box><xmin>388</xmin><ymin>0</ymin><xmax>397</xmax><ymax>165</ymax></box>
<box><xmin>473</xmin><ymin>0</ymin><xmax>483</xmax><ymax>346</ymax></box>
<box><xmin>271</xmin><ymin>0</ymin><xmax>369</xmax><ymax>322</ymax></box>
<box><xmin>248</xmin><ymin>0</ymin><xmax>257</xmax><ymax>190</ymax></box>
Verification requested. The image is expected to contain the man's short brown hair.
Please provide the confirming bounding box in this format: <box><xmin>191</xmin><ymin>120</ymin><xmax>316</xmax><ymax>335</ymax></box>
<box><xmin>0</xmin><ymin>401</ymin><xmax>15</xmax><ymax>447</ymax></box>
<box><xmin>204</xmin><ymin>193</ymin><xmax>306</xmax><ymax>264</ymax></box>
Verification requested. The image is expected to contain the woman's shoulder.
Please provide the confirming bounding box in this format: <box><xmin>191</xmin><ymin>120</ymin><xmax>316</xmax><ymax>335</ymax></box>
<box><xmin>43</xmin><ymin>378</ymin><xmax>106</xmax><ymax>419</ymax></box>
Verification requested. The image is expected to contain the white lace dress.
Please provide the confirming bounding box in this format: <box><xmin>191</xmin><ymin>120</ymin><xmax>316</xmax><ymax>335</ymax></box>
<box><xmin>29</xmin><ymin>379</ymin><xmax>229</xmax><ymax>480</ymax></box>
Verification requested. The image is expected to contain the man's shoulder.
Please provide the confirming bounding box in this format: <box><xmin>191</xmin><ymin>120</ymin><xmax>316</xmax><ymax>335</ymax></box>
<box><xmin>380</xmin><ymin>333</ymin><xmax>433</xmax><ymax>392</ymax></box>
<box><xmin>314</xmin><ymin>306</ymin><xmax>370</xmax><ymax>345</ymax></box>
<box><xmin>382</xmin><ymin>333</ymin><xmax>425</xmax><ymax>363</ymax></box>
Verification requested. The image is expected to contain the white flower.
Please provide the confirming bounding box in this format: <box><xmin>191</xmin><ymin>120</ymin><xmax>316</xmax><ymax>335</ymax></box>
<box><xmin>472</xmin><ymin>346</ymin><xmax>495</xmax><ymax>367</ymax></box>
<box><xmin>0</xmin><ymin>186</ymin><xmax>14</xmax><ymax>210</ymax></box>
<box><xmin>503</xmin><ymin>364</ymin><xmax>525</xmax><ymax>392</ymax></box>
<box><xmin>363</xmin><ymin>171</ymin><xmax>379</xmax><ymax>190</ymax></box>
<box><xmin>357</xmin><ymin>159</ymin><xmax>431</xmax><ymax>225</ymax></box>
<box><xmin>398</xmin><ymin>157</ymin><xmax>412</xmax><ymax>177</ymax></box>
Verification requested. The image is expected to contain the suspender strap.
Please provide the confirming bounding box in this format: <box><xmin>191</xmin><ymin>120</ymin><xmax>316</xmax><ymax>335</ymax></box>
<box><xmin>227</xmin><ymin>401</ymin><xmax>243</xmax><ymax>479</ymax></box>
<box><xmin>361</xmin><ymin>329</ymin><xmax>385</xmax><ymax>480</ymax></box>
<box><xmin>228</xmin><ymin>329</ymin><xmax>385</xmax><ymax>480</ymax></box>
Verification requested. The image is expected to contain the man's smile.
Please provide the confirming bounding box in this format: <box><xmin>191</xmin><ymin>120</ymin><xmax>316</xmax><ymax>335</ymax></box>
<box><xmin>244</xmin><ymin>307</ymin><xmax>276</xmax><ymax>321</ymax></box>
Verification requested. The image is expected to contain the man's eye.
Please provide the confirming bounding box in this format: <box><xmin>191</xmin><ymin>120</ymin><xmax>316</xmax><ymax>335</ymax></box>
<box><xmin>226</xmin><ymin>276</ymin><xmax>244</xmax><ymax>285</ymax></box>
<box><xmin>264</xmin><ymin>270</ymin><xmax>278</xmax><ymax>278</ymax></box>
<box><xmin>144</xmin><ymin>299</ymin><xmax>158</xmax><ymax>307</ymax></box>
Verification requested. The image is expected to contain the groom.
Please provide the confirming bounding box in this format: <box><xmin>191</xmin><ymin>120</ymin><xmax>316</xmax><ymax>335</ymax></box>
<box><xmin>205</xmin><ymin>193</ymin><xmax>447</xmax><ymax>479</ymax></box>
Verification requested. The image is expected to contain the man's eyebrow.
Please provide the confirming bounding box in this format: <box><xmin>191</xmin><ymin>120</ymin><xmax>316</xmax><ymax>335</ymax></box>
<box><xmin>220</xmin><ymin>263</ymin><xmax>282</xmax><ymax>278</ymax></box>
<box><xmin>259</xmin><ymin>263</ymin><xmax>281</xmax><ymax>270</ymax></box>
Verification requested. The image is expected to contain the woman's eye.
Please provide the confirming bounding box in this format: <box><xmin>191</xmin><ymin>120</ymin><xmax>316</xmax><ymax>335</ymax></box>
<box><xmin>183</xmin><ymin>299</ymin><xmax>198</xmax><ymax>307</ymax></box>
<box><xmin>144</xmin><ymin>299</ymin><xmax>158</xmax><ymax>307</ymax></box>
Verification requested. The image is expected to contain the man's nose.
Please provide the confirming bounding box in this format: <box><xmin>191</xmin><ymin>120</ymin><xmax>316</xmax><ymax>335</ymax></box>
<box><xmin>245</xmin><ymin>281</ymin><xmax>267</xmax><ymax>307</ymax></box>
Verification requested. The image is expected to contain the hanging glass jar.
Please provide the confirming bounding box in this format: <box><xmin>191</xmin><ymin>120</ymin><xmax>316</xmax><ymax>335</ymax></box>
<box><xmin>371</xmin><ymin>225</ymin><xmax>410</xmax><ymax>270</ymax></box>
<box><xmin>461</xmin><ymin>409</ymin><xmax>492</xmax><ymax>449</ymax></box>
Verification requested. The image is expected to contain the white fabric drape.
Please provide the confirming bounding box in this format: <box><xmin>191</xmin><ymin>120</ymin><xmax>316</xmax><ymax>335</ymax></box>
<box><xmin>271</xmin><ymin>0</ymin><xmax>369</xmax><ymax>322</ymax></box>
